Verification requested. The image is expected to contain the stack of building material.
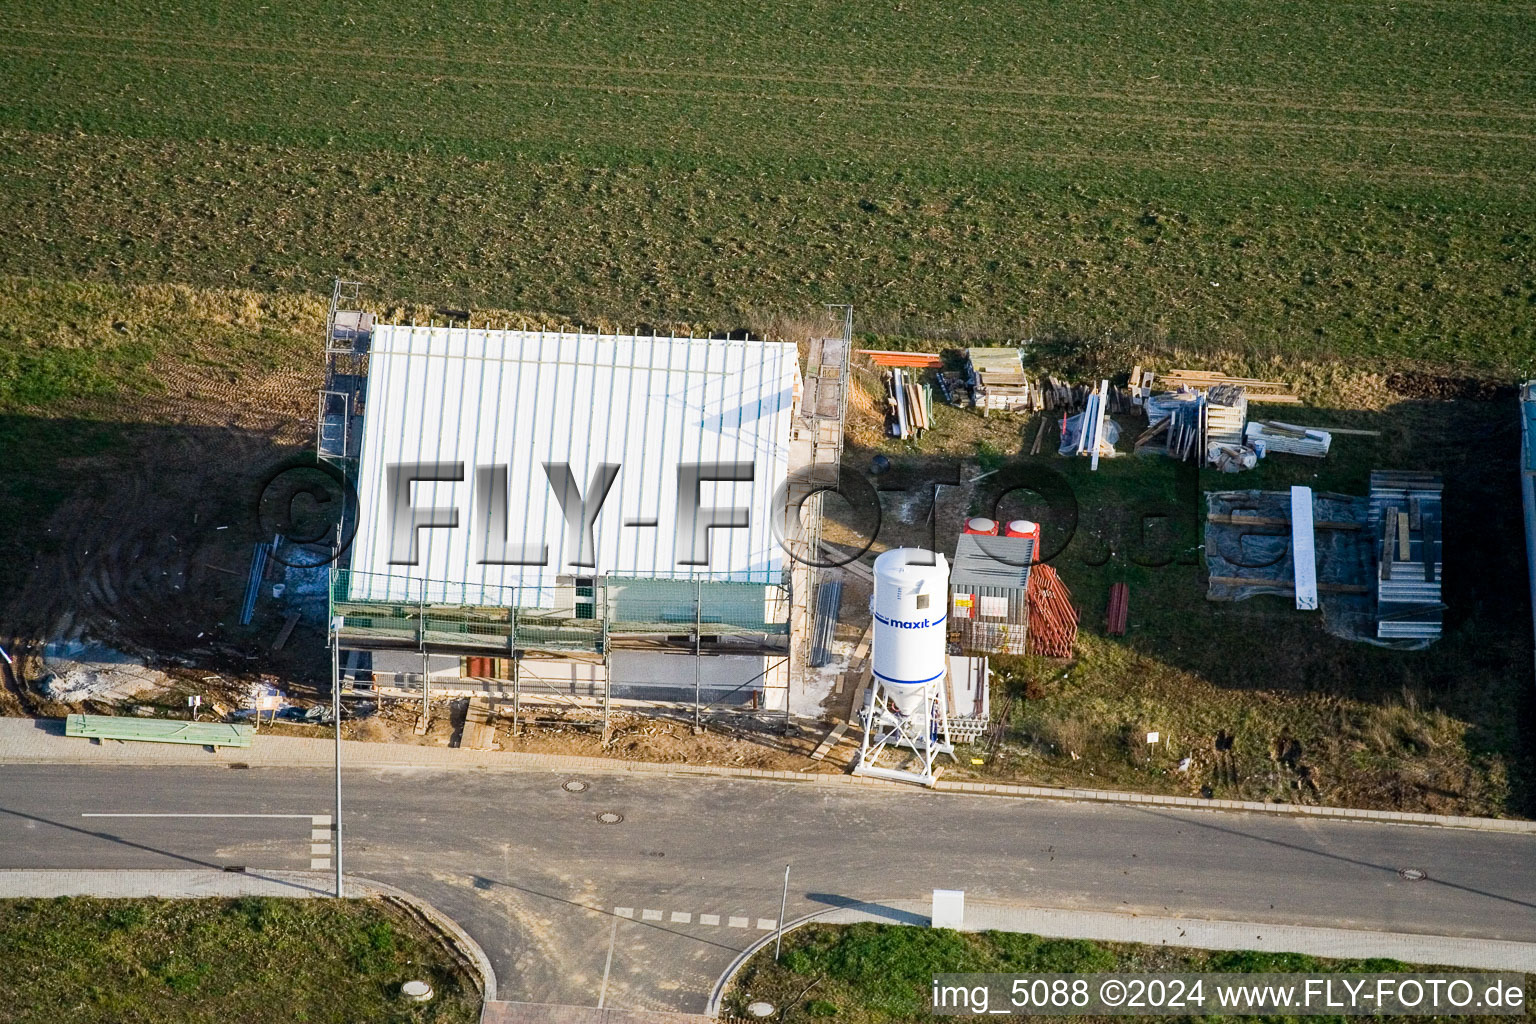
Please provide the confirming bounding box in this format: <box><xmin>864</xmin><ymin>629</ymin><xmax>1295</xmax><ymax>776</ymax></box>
<box><xmin>857</xmin><ymin>349</ymin><xmax>942</xmax><ymax>368</ymax></box>
<box><xmin>883</xmin><ymin>368</ymin><xmax>934</xmax><ymax>440</ymax></box>
<box><xmin>936</xmin><ymin>371</ymin><xmax>969</xmax><ymax>406</ymax></box>
<box><xmin>1138</xmin><ymin>390</ymin><xmax>1203</xmax><ymax>461</ymax></box>
<box><xmin>1154</xmin><ymin>369</ymin><xmax>1300</xmax><ymax>404</ymax></box>
<box><xmin>1069</xmin><ymin>380</ymin><xmax>1116</xmax><ymax>469</ymax></box>
<box><xmin>1025</xmin><ymin>564</ymin><xmax>1078</xmax><ymax>658</ymax></box>
<box><xmin>1245</xmin><ymin>421</ymin><xmax>1331</xmax><ymax>457</ymax></box>
<box><xmin>966</xmin><ymin>347</ymin><xmax>1033</xmax><ymax>413</ymax></box>
<box><xmin>808</xmin><ymin>579</ymin><xmax>843</xmax><ymax>668</ymax></box>
<box><xmin>1369</xmin><ymin>471</ymin><xmax>1444</xmax><ymax>642</ymax></box>
<box><xmin>1204</xmin><ymin>384</ymin><xmax>1248</xmax><ymax>445</ymax></box>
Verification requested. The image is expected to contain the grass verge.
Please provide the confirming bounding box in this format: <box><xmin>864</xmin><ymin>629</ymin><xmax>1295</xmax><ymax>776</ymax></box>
<box><xmin>0</xmin><ymin>895</ymin><xmax>481</xmax><ymax>1024</ymax></box>
<box><xmin>725</xmin><ymin>923</ymin><xmax>1534</xmax><ymax>1024</ymax></box>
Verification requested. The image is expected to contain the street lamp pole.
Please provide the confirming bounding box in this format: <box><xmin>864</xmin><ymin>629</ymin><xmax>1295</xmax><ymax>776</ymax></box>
<box><xmin>331</xmin><ymin>611</ymin><xmax>343</xmax><ymax>898</ymax></box>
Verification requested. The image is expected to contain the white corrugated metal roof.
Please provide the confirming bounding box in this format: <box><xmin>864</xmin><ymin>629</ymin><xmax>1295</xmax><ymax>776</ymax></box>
<box><xmin>347</xmin><ymin>325</ymin><xmax>798</xmax><ymax>605</ymax></box>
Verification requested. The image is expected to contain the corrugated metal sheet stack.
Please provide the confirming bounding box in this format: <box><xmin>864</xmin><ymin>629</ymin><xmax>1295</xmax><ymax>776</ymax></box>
<box><xmin>1369</xmin><ymin>471</ymin><xmax>1444</xmax><ymax>641</ymax></box>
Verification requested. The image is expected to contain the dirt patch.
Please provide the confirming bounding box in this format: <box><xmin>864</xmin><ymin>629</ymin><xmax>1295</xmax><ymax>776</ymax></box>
<box><xmin>339</xmin><ymin>698</ymin><xmax>840</xmax><ymax>771</ymax></box>
<box><xmin>1385</xmin><ymin>371</ymin><xmax>1516</xmax><ymax>403</ymax></box>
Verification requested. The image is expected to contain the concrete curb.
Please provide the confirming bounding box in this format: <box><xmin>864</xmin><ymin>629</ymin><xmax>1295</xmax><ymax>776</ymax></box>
<box><xmin>0</xmin><ymin>869</ymin><xmax>497</xmax><ymax>1002</ymax></box>
<box><xmin>3</xmin><ymin>717</ymin><xmax>1533</xmax><ymax>834</ymax></box>
<box><xmin>707</xmin><ymin>899</ymin><xmax>1536</xmax><ymax>1015</ymax></box>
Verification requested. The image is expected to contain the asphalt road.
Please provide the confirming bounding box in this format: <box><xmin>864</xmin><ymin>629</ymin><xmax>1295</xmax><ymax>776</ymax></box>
<box><xmin>2</xmin><ymin>764</ymin><xmax>1533</xmax><ymax>1012</ymax></box>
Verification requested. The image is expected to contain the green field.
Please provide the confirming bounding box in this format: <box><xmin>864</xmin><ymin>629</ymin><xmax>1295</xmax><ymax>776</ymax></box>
<box><xmin>727</xmin><ymin>922</ymin><xmax>1535</xmax><ymax>1024</ymax></box>
<box><xmin>0</xmin><ymin>896</ymin><xmax>481</xmax><ymax>1024</ymax></box>
<box><xmin>2</xmin><ymin>0</ymin><xmax>1535</xmax><ymax>371</ymax></box>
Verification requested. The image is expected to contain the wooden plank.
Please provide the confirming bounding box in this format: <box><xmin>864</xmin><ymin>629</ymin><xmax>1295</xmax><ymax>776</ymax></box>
<box><xmin>271</xmin><ymin>612</ymin><xmax>301</xmax><ymax>652</ymax></box>
<box><xmin>1397</xmin><ymin>512</ymin><xmax>1410</xmax><ymax>561</ymax></box>
<box><xmin>1206</xmin><ymin>514</ymin><xmax>1360</xmax><ymax>531</ymax></box>
<box><xmin>1291</xmin><ymin>486</ymin><xmax>1318</xmax><ymax>611</ymax></box>
<box><xmin>1030</xmin><ymin>415</ymin><xmax>1049</xmax><ymax>455</ymax></box>
<box><xmin>1206</xmin><ymin>576</ymin><xmax>1369</xmax><ymax>595</ymax></box>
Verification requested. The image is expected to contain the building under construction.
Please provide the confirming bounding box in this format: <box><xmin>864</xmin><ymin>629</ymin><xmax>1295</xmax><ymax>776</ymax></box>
<box><xmin>317</xmin><ymin>283</ymin><xmax>851</xmax><ymax>735</ymax></box>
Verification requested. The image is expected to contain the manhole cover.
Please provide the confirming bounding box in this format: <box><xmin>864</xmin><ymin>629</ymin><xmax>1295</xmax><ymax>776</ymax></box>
<box><xmin>561</xmin><ymin>779</ymin><xmax>589</xmax><ymax>793</ymax></box>
<box><xmin>748</xmin><ymin>1002</ymin><xmax>776</xmax><ymax>1018</ymax></box>
<box><xmin>1399</xmin><ymin>867</ymin><xmax>1428</xmax><ymax>881</ymax></box>
<box><xmin>596</xmin><ymin>811</ymin><xmax>624</xmax><ymax>824</ymax></box>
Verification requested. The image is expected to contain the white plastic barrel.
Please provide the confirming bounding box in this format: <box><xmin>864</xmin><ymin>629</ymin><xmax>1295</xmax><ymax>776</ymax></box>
<box><xmin>871</xmin><ymin>548</ymin><xmax>950</xmax><ymax>716</ymax></box>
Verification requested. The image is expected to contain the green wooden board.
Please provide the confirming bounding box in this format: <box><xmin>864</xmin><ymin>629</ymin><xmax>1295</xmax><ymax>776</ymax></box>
<box><xmin>65</xmin><ymin>714</ymin><xmax>253</xmax><ymax>748</ymax></box>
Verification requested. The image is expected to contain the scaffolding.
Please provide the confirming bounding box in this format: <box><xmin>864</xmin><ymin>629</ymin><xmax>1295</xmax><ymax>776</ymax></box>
<box><xmin>317</xmin><ymin>279</ymin><xmax>371</xmax><ymax>466</ymax></box>
<box><xmin>329</xmin><ymin>568</ymin><xmax>792</xmax><ymax>741</ymax></box>
<box><xmin>784</xmin><ymin>305</ymin><xmax>853</xmax><ymax>723</ymax></box>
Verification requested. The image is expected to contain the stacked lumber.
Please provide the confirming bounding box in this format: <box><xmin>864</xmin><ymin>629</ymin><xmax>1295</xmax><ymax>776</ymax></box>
<box><xmin>1156</xmin><ymin>369</ymin><xmax>1300</xmax><ymax>404</ymax></box>
<box><xmin>883</xmin><ymin>368</ymin><xmax>933</xmax><ymax>440</ymax></box>
<box><xmin>1245</xmin><ymin>421</ymin><xmax>1331</xmax><ymax>457</ymax></box>
<box><xmin>1026</xmin><ymin>564</ymin><xmax>1078</xmax><ymax>658</ymax></box>
<box><xmin>967</xmin><ymin>347</ymin><xmax>1034</xmax><ymax>413</ymax></box>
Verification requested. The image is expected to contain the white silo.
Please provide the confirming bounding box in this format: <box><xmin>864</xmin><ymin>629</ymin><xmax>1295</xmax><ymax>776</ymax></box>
<box><xmin>855</xmin><ymin>547</ymin><xmax>956</xmax><ymax>786</ymax></box>
<box><xmin>871</xmin><ymin>548</ymin><xmax>950</xmax><ymax>716</ymax></box>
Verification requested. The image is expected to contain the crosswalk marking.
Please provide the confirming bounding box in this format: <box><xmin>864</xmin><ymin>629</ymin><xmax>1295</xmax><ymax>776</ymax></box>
<box><xmin>311</xmin><ymin>828</ymin><xmax>331</xmax><ymax>842</ymax></box>
<box><xmin>310</xmin><ymin>858</ymin><xmax>331</xmax><ymax>870</ymax></box>
<box><xmin>613</xmin><ymin>907</ymin><xmax>775</xmax><ymax>930</ymax></box>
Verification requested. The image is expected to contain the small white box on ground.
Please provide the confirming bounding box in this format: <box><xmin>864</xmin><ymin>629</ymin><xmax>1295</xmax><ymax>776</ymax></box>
<box><xmin>932</xmin><ymin>889</ymin><xmax>965</xmax><ymax>929</ymax></box>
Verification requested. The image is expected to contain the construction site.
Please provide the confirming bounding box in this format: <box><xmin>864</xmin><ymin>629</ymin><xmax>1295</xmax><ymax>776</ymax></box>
<box><xmin>2</xmin><ymin>282</ymin><xmax>1531</xmax><ymax>814</ymax></box>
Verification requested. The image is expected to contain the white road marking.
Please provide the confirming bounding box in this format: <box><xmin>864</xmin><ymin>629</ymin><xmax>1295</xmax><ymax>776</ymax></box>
<box><xmin>641</xmin><ymin>909</ymin><xmax>662</xmax><ymax>921</ymax></box>
<box><xmin>614</xmin><ymin>907</ymin><xmax>634</xmax><ymax>919</ymax></box>
<box><xmin>83</xmin><ymin>813</ymin><xmax>318</xmax><ymax>818</ymax></box>
<box><xmin>757</xmin><ymin>918</ymin><xmax>776</xmax><ymax>930</ymax></box>
<box><xmin>312</xmin><ymin>815</ymin><xmax>332</xmax><ymax>827</ymax></box>
<box><xmin>699</xmin><ymin>914</ymin><xmax>720</xmax><ymax>926</ymax></box>
<box><xmin>597</xmin><ymin>915</ymin><xmax>619</xmax><ymax>1008</ymax></box>
<box><xmin>310</xmin><ymin>844</ymin><xmax>331</xmax><ymax>856</ymax></box>
<box><xmin>311</xmin><ymin>828</ymin><xmax>331</xmax><ymax>842</ymax></box>
<box><xmin>310</xmin><ymin>858</ymin><xmax>331</xmax><ymax>870</ymax></box>
<box><xmin>728</xmin><ymin>917</ymin><xmax>749</xmax><ymax>928</ymax></box>
<box><xmin>670</xmin><ymin>911</ymin><xmax>691</xmax><ymax>924</ymax></box>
